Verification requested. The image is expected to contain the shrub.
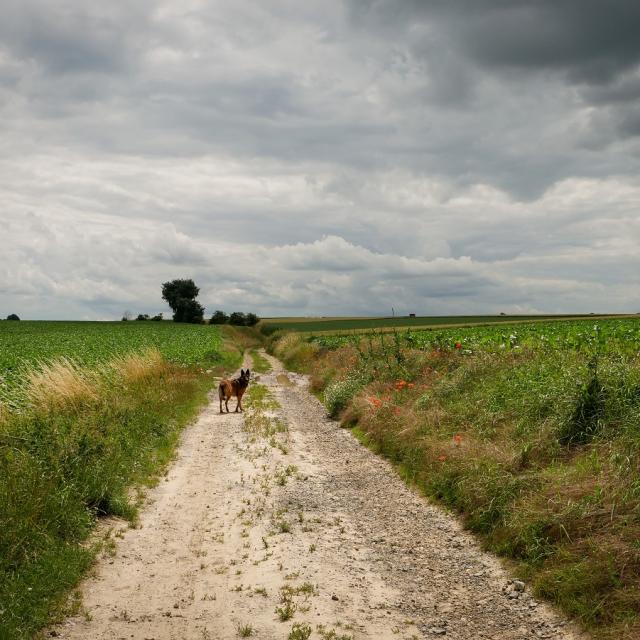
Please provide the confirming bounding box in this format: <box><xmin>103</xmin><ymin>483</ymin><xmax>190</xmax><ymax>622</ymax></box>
<box><xmin>229</xmin><ymin>312</ymin><xmax>247</xmax><ymax>326</ymax></box>
<box><xmin>210</xmin><ymin>310</ymin><xmax>229</xmax><ymax>324</ymax></box>
<box><xmin>7</xmin><ymin>314</ymin><xmax>20</xmax><ymax>321</ymax></box>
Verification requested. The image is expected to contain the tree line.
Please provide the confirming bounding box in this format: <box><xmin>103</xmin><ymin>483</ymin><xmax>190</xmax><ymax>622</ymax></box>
<box><xmin>122</xmin><ymin>279</ymin><xmax>259</xmax><ymax>326</ymax></box>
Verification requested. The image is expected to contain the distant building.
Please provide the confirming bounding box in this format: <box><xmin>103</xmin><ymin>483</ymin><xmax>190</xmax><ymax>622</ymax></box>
<box><xmin>409</xmin><ymin>313</ymin><xmax>416</xmax><ymax>318</ymax></box>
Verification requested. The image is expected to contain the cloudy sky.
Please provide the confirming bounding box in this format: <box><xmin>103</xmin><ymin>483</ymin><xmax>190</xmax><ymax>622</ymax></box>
<box><xmin>1</xmin><ymin>0</ymin><xmax>639</xmax><ymax>319</ymax></box>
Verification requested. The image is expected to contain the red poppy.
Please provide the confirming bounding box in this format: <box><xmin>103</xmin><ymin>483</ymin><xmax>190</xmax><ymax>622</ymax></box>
<box><xmin>438</xmin><ymin>455</ymin><xmax>447</xmax><ymax>462</ymax></box>
<box><xmin>453</xmin><ymin>434</ymin><xmax>462</xmax><ymax>445</ymax></box>
<box><xmin>455</xmin><ymin>342</ymin><xmax>462</xmax><ymax>350</ymax></box>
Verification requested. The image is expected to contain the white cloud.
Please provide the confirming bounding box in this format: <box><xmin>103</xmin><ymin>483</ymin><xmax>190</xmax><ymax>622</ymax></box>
<box><xmin>0</xmin><ymin>1</ymin><xmax>639</xmax><ymax>319</ymax></box>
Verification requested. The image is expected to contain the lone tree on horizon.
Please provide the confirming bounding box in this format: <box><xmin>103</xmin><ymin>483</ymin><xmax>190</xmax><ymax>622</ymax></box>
<box><xmin>161</xmin><ymin>279</ymin><xmax>205</xmax><ymax>323</ymax></box>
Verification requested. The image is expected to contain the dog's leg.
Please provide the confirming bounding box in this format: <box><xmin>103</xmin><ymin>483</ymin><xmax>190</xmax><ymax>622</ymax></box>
<box><xmin>225</xmin><ymin>398</ymin><xmax>230</xmax><ymax>413</ymax></box>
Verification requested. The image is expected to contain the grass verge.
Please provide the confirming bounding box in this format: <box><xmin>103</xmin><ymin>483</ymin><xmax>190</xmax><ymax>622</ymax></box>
<box><xmin>270</xmin><ymin>330</ymin><xmax>640</xmax><ymax>639</ymax></box>
<box><xmin>250</xmin><ymin>350</ymin><xmax>272</xmax><ymax>374</ymax></box>
<box><xmin>0</xmin><ymin>349</ymin><xmax>230</xmax><ymax>639</ymax></box>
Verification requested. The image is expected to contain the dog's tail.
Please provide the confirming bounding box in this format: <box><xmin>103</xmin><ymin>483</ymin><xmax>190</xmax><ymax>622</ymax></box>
<box><xmin>218</xmin><ymin>381</ymin><xmax>226</xmax><ymax>400</ymax></box>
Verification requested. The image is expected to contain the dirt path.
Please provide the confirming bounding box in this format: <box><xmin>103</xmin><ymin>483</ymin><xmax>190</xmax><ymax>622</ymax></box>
<box><xmin>53</xmin><ymin>352</ymin><xmax>586</xmax><ymax>640</ymax></box>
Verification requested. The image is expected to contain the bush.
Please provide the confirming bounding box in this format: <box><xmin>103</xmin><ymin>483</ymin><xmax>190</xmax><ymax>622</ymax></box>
<box><xmin>210</xmin><ymin>310</ymin><xmax>229</xmax><ymax>324</ymax></box>
<box><xmin>229</xmin><ymin>312</ymin><xmax>247</xmax><ymax>326</ymax></box>
<box><xmin>7</xmin><ymin>314</ymin><xmax>20</xmax><ymax>321</ymax></box>
<box><xmin>136</xmin><ymin>314</ymin><xmax>150</xmax><ymax>321</ymax></box>
<box><xmin>151</xmin><ymin>313</ymin><xmax>163</xmax><ymax>321</ymax></box>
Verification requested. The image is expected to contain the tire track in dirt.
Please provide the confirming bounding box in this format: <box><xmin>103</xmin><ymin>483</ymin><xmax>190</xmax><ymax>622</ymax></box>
<box><xmin>51</xmin><ymin>352</ymin><xmax>587</xmax><ymax>640</ymax></box>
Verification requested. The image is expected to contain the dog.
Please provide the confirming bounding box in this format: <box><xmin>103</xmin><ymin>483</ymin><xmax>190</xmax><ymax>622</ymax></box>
<box><xmin>218</xmin><ymin>368</ymin><xmax>251</xmax><ymax>413</ymax></box>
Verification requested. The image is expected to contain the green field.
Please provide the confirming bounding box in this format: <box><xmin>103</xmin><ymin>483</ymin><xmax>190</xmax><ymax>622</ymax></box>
<box><xmin>260</xmin><ymin>313</ymin><xmax>621</xmax><ymax>334</ymax></box>
<box><xmin>311</xmin><ymin>316</ymin><xmax>640</xmax><ymax>354</ymax></box>
<box><xmin>0</xmin><ymin>321</ymin><xmax>222</xmax><ymax>407</ymax></box>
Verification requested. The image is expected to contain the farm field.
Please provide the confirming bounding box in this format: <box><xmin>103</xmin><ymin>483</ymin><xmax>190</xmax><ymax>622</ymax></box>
<box><xmin>311</xmin><ymin>316</ymin><xmax>640</xmax><ymax>354</ymax></box>
<box><xmin>0</xmin><ymin>321</ymin><xmax>223</xmax><ymax>408</ymax></box>
<box><xmin>259</xmin><ymin>313</ymin><xmax>624</xmax><ymax>334</ymax></box>
<box><xmin>271</xmin><ymin>316</ymin><xmax>640</xmax><ymax>638</ymax></box>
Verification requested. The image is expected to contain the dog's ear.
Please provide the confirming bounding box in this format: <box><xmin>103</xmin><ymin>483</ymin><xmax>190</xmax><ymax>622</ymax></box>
<box><xmin>240</xmin><ymin>369</ymin><xmax>245</xmax><ymax>376</ymax></box>
<box><xmin>246</xmin><ymin>369</ymin><xmax>250</xmax><ymax>377</ymax></box>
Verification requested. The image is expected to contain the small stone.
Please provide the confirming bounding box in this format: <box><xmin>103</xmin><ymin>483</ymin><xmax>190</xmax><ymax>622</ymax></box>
<box><xmin>429</xmin><ymin>628</ymin><xmax>447</xmax><ymax>635</ymax></box>
<box><xmin>331</xmin><ymin>594</ymin><xmax>339</xmax><ymax>601</ymax></box>
<box><xmin>513</xmin><ymin>580</ymin><xmax>526</xmax><ymax>592</ymax></box>
<box><xmin>507</xmin><ymin>590</ymin><xmax>520</xmax><ymax>599</ymax></box>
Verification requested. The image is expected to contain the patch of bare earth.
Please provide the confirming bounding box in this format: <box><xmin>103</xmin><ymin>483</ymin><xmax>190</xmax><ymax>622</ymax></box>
<box><xmin>52</xmin><ymin>352</ymin><xmax>587</xmax><ymax>640</ymax></box>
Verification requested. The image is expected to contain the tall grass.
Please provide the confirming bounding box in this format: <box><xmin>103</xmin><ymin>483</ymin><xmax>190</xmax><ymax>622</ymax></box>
<box><xmin>0</xmin><ymin>349</ymin><xmax>219</xmax><ymax>639</ymax></box>
<box><xmin>271</xmin><ymin>332</ymin><xmax>640</xmax><ymax>639</ymax></box>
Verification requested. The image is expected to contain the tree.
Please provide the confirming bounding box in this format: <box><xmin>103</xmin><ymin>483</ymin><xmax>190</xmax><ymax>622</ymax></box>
<box><xmin>136</xmin><ymin>313</ymin><xmax>150</xmax><ymax>321</ymax></box>
<box><xmin>151</xmin><ymin>313</ymin><xmax>163</xmax><ymax>321</ymax></box>
<box><xmin>161</xmin><ymin>279</ymin><xmax>205</xmax><ymax>323</ymax></box>
<box><xmin>121</xmin><ymin>310</ymin><xmax>132</xmax><ymax>321</ymax></box>
<box><xmin>245</xmin><ymin>312</ymin><xmax>259</xmax><ymax>327</ymax></box>
<box><xmin>229</xmin><ymin>311</ymin><xmax>247</xmax><ymax>326</ymax></box>
<box><xmin>210</xmin><ymin>310</ymin><xmax>229</xmax><ymax>324</ymax></box>
<box><xmin>6</xmin><ymin>313</ymin><xmax>20</xmax><ymax>321</ymax></box>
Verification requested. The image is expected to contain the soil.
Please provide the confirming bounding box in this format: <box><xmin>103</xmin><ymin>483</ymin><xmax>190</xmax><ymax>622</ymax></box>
<box><xmin>51</xmin><ymin>351</ymin><xmax>587</xmax><ymax>640</ymax></box>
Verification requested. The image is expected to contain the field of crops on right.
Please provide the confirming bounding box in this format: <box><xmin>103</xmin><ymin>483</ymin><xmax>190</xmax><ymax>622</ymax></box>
<box><xmin>272</xmin><ymin>317</ymin><xmax>640</xmax><ymax>639</ymax></box>
<box><xmin>259</xmin><ymin>313</ymin><xmax>613</xmax><ymax>334</ymax></box>
<box><xmin>311</xmin><ymin>316</ymin><xmax>640</xmax><ymax>354</ymax></box>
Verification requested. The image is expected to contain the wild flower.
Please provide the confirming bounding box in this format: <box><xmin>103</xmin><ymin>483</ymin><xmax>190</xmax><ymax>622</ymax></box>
<box><xmin>438</xmin><ymin>455</ymin><xmax>447</xmax><ymax>462</ymax></box>
<box><xmin>453</xmin><ymin>434</ymin><xmax>463</xmax><ymax>445</ymax></box>
<box><xmin>455</xmin><ymin>342</ymin><xmax>462</xmax><ymax>350</ymax></box>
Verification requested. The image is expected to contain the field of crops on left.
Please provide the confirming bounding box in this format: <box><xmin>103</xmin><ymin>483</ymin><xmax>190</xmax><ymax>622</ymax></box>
<box><xmin>0</xmin><ymin>321</ymin><xmax>223</xmax><ymax>408</ymax></box>
<box><xmin>0</xmin><ymin>321</ymin><xmax>236</xmax><ymax>639</ymax></box>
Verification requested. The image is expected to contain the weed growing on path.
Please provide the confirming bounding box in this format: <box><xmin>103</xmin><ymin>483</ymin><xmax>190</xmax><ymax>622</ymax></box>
<box><xmin>288</xmin><ymin>622</ymin><xmax>312</xmax><ymax>639</ymax></box>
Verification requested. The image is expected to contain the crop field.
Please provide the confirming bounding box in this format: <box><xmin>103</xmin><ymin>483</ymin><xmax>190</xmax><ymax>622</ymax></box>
<box><xmin>272</xmin><ymin>316</ymin><xmax>640</xmax><ymax>637</ymax></box>
<box><xmin>260</xmin><ymin>313</ymin><xmax>619</xmax><ymax>334</ymax></box>
<box><xmin>0</xmin><ymin>321</ymin><xmax>222</xmax><ymax>407</ymax></box>
<box><xmin>311</xmin><ymin>316</ymin><xmax>640</xmax><ymax>354</ymax></box>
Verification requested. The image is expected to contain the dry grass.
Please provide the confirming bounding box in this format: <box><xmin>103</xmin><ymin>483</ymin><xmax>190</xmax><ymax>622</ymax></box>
<box><xmin>108</xmin><ymin>348</ymin><xmax>168</xmax><ymax>384</ymax></box>
<box><xmin>24</xmin><ymin>358</ymin><xmax>101</xmax><ymax>412</ymax></box>
<box><xmin>21</xmin><ymin>349</ymin><xmax>174</xmax><ymax>413</ymax></box>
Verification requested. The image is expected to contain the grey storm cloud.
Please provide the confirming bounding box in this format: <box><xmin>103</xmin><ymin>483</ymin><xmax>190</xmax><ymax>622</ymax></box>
<box><xmin>0</xmin><ymin>0</ymin><xmax>639</xmax><ymax>319</ymax></box>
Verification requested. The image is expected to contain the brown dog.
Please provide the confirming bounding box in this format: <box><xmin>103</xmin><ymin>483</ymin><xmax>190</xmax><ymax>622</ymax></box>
<box><xmin>218</xmin><ymin>368</ymin><xmax>251</xmax><ymax>413</ymax></box>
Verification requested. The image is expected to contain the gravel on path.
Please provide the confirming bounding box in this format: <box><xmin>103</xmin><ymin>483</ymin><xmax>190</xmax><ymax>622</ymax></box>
<box><xmin>51</xmin><ymin>352</ymin><xmax>587</xmax><ymax>640</ymax></box>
